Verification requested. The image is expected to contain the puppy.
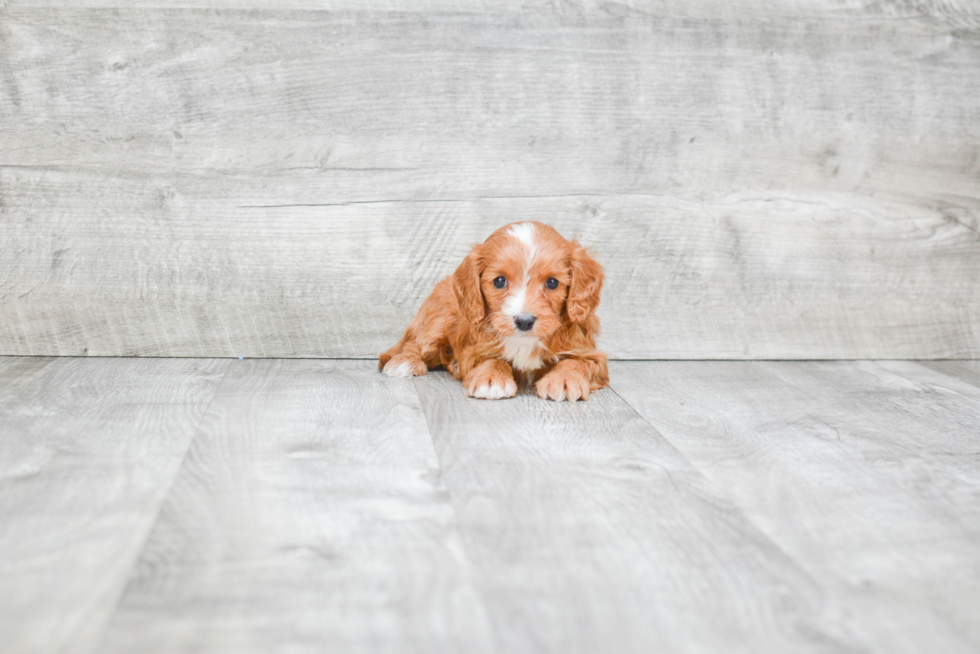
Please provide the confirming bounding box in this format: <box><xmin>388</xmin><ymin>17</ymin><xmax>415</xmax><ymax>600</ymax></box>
<box><xmin>379</xmin><ymin>222</ymin><xmax>608</xmax><ymax>401</ymax></box>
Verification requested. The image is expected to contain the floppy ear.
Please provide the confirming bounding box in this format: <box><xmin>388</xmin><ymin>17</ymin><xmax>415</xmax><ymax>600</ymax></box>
<box><xmin>566</xmin><ymin>241</ymin><xmax>604</xmax><ymax>323</ymax></box>
<box><xmin>452</xmin><ymin>246</ymin><xmax>485</xmax><ymax>324</ymax></box>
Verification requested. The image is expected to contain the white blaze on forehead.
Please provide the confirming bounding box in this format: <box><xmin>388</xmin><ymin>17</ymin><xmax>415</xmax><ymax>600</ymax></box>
<box><xmin>503</xmin><ymin>222</ymin><xmax>538</xmax><ymax>317</ymax></box>
<box><xmin>507</xmin><ymin>222</ymin><xmax>537</xmax><ymax>253</ymax></box>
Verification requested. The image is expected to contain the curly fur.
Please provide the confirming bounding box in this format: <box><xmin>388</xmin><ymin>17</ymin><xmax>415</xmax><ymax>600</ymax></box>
<box><xmin>379</xmin><ymin>222</ymin><xmax>608</xmax><ymax>401</ymax></box>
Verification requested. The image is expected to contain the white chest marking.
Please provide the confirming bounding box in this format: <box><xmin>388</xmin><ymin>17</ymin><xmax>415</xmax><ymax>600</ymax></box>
<box><xmin>503</xmin><ymin>336</ymin><xmax>544</xmax><ymax>371</ymax></box>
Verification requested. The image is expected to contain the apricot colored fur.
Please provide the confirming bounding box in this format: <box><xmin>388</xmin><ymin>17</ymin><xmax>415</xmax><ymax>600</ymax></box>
<box><xmin>380</xmin><ymin>222</ymin><xmax>608</xmax><ymax>401</ymax></box>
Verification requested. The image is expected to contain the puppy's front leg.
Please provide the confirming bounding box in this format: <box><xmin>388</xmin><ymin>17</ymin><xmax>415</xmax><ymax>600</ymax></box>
<box><xmin>536</xmin><ymin>356</ymin><xmax>608</xmax><ymax>402</ymax></box>
<box><xmin>463</xmin><ymin>359</ymin><xmax>518</xmax><ymax>400</ymax></box>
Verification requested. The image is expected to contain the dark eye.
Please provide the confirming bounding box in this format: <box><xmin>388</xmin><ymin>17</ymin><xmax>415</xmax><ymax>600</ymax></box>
<box><xmin>493</xmin><ymin>276</ymin><xmax>507</xmax><ymax>289</ymax></box>
<box><xmin>546</xmin><ymin>277</ymin><xmax>559</xmax><ymax>290</ymax></box>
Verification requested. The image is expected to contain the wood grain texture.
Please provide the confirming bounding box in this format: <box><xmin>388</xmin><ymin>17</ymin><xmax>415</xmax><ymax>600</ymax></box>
<box><xmin>412</xmin><ymin>369</ymin><xmax>874</xmax><ymax>654</ymax></box>
<box><xmin>917</xmin><ymin>360</ymin><xmax>980</xmax><ymax>389</ymax></box>
<box><xmin>1</xmin><ymin>7</ymin><xmax>979</xmax><ymax>358</ymax></box>
<box><xmin>97</xmin><ymin>359</ymin><xmax>492</xmax><ymax>654</ymax></box>
<box><xmin>4</xmin><ymin>1</ymin><xmax>979</xmax><ymax>26</ymax></box>
<box><xmin>3</xmin><ymin>172</ymin><xmax>978</xmax><ymax>359</ymax></box>
<box><xmin>4</xmin><ymin>357</ymin><xmax>979</xmax><ymax>652</ymax></box>
<box><xmin>0</xmin><ymin>356</ymin><xmax>227</xmax><ymax>654</ymax></box>
<box><xmin>611</xmin><ymin>360</ymin><xmax>980</xmax><ymax>653</ymax></box>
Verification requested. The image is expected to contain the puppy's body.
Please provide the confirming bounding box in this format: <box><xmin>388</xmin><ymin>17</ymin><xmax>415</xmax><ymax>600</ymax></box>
<box><xmin>380</xmin><ymin>222</ymin><xmax>608</xmax><ymax>401</ymax></box>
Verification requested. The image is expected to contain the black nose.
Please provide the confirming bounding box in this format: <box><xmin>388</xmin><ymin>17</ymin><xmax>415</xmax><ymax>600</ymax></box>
<box><xmin>514</xmin><ymin>314</ymin><xmax>536</xmax><ymax>332</ymax></box>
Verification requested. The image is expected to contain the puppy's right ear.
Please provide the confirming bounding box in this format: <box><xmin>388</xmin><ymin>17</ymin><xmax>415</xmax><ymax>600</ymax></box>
<box><xmin>452</xmin><ymin>246</ymin><xmax>485</xmax><ymax>325</ymax></box>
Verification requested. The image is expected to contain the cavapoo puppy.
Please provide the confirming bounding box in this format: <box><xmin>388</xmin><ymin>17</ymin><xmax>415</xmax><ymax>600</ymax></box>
<box><xmin>379</xmin><ymin>222</ymin><xmax>608</xmax><ymax>401</ymax></box>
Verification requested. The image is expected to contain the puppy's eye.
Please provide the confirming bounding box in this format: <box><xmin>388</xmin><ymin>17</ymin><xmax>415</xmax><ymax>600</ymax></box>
<box><xmin>546</xmin><ymin>277</ymin><xmax>559</xmax><ymax>290</ymax></box>
<box><xmin>493</xmin><ymin>276</ymin><xmax>507</xmax><ymax>289</ymax></box>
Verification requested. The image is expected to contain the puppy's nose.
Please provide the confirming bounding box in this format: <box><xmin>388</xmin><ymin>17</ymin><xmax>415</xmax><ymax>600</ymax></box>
<box><xmin>514</xmin><ymin>314</ymin><xmax>536</xmax><ymax>332</ymax></box>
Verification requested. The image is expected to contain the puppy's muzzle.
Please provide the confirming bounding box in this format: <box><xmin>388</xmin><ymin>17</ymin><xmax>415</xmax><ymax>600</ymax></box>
<box><xmin>514</xmin><ymin>314</ymin><xmax>536</xmax><ymax>332</ymax></box>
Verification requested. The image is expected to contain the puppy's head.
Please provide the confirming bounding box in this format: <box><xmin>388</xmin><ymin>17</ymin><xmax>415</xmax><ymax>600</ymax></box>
<box><xmin>452</xmin><ymin>222</ymin><xmax>603</xmax><ymax>341</ymax></box>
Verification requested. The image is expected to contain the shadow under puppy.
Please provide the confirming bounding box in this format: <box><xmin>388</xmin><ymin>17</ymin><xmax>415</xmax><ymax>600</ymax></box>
<box><xmin>380</xmin><ymin>221</ymin><xmax>609</xmax><ymax>401</ymax></box>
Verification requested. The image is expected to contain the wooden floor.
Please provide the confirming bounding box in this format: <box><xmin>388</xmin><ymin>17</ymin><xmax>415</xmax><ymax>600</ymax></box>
<box><xmin>2</xmin><ymin>357</ymin><xmax>979</xmax><ymax>654</ymax></box>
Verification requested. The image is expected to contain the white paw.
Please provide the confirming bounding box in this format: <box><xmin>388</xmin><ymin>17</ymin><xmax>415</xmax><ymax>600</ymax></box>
<box><xmin>536</xmin><ymin>369</ymin><xmax>591</xmax><ymax>401</ymax></box>
<box><xmin>469</xmin><ymin>376</ymin><xmax>517</xmax><ymax>400</ymax></box>
<box><xmin>382</xmin><ymin>356</ymin><xmax>427</xmax><ymax>378</ymax></box>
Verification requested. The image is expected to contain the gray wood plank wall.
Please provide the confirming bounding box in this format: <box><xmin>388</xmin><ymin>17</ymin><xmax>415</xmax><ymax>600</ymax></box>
<box><xmin>1</xmin><ymin>3</ymin><xmax>978</xmax><ymax>358</ymax></box>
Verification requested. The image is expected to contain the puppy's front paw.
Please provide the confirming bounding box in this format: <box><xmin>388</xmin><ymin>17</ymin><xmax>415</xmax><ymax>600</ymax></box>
<box><xmin>536</xmin><ymin>368</ymin><xmax>591</xmax><ymax>402</ymax></box>
<box><xmin>382</xmin><ymin>353</ymin><xmax>427</xmax><ymax>378</ymax></box>
<box><xmin>465</xmin><ymin>369</ymin><xmax>517</xmax><ymax>400</ymax></box>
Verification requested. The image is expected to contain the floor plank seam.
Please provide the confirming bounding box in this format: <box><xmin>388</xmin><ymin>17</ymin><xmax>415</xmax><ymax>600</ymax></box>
<box><xmin>86</xmin><ymin>358</ymin><xmax>235</xmax><ymax>654</ymax></box>
<box><xmin>609</xmin><ymin>361</ymin><xmax>980</xmax><ymax>651</ymax></box>
<box><xmin>6</xmin><ymin>358</ymin><xmax>979</xmax><ymax>651</ymax></box>
<box><xmin>408</xmin><ymin>374</ymin><xmax>502</xmax><ymax>646</ymax></box>
<box><xmin>698</xmin><ymin>360</ymin><xmax>980</xmax><ymax>587</ymax></box>
<box><xmin>880</xmin><ymin>360</ymin><xmax>980</xmax><ymax>396</ymax></box>
<box><xmin>604</xmin><ymin>383</ymin><xmax>704</xmax><ymax>470</ymax></box>
<box><xmin>604</xmin><ymin>375</ymin><xmax>867</xmax><ymax>612</ymax></box>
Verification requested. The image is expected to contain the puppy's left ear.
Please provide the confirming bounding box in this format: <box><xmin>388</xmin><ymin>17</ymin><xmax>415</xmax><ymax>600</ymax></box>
<box><xmin>566</xmin><ymin>241</ymin><xmax>604</xmax><ymax>323</ymax></box>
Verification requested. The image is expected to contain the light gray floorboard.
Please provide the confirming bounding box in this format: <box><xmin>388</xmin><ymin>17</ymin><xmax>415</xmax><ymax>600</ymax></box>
<box><xmin>2</xmin><ymin>7</ymin><xmax>978</xmax><ymax>358</ymax></box>
<box><xmin>6</xmin><ymin>357</ymin><xmax>980</xmax><ymax>653</ymax></box>
<box><xmin>0</xmin><ymin>356</ymin><xmax>228</xmax><ymax>654</ymax></box>
<box><xmin>916</xmin><ymin>360</ymin><xmax>980</xmax><ymax>390</ymax></box>
<box><xmin>610</xmin><ymin>360</ymin><xmax>980</xmax><ymax>653</ymax></box>
<box><xmin>412</xmin><ymin>370</ymin><xmax>872</xmax><ymax>654</ymax></box>
<box><xmin>97</xmin><ymin>359</ymin><xmax>492</xmax><ymax>654</ymax></box>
